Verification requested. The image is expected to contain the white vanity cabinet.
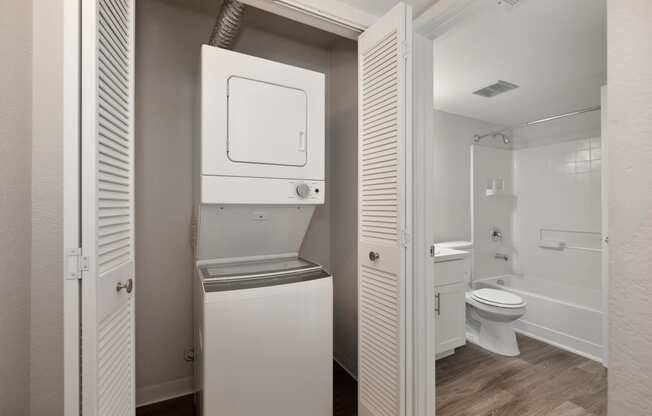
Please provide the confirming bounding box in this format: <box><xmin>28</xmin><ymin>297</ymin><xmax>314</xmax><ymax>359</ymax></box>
<box><xmin>434</xmin><ymin>250</ymin><xmax>470</xmax><ymax>358</ymax></box>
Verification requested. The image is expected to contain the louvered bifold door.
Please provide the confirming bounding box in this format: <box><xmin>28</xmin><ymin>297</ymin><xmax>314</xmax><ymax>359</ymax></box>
<box><xmin>358</xmin><ymin>3</ymin><xmax>413</xmax><ymax>416</ymax></box>
<box><xmin>81</xmin><ymin>0</ymin><xmax>136</xmax><ymax>415</ymax></box>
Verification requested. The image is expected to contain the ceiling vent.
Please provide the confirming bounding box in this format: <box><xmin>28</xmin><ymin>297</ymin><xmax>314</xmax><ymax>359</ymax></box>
<box><xmin>498</xmin><ymin>0</ymin><xmax>523</xmax><ymax>7</ymax></box>
<box><xmin>473</xmin><ymin>80</ymin><xmax>519</xmax><ymax>98</ymax></box>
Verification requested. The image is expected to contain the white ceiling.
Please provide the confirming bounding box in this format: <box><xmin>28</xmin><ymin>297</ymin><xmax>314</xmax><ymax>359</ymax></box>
<box><xmin>342</xmin><ymin>0</ymin><xmax>439</xmax><ymax>17</ymax></box>
<box><xmin>156</xmin><ymin>0</ymin><xmax>438</xmax><ymax>19</ymax></box>
<box><xmin>433</xmin><ymin>0</ymin><xmax>606</xmax><ymax>127</ymax></box>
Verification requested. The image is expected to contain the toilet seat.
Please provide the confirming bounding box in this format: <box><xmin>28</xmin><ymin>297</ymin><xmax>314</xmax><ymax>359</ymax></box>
<box><xmin>471</xmin><ymin>288</ymin><xmax>525</xmax><ymax>309</ymax></box>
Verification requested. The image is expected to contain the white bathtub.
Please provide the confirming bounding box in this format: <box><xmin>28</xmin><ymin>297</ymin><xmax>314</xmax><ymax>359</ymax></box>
<box><xmin>473</xmin><ymin>275</ymin><xmax>604</xmax><ymax>363</ymax></box>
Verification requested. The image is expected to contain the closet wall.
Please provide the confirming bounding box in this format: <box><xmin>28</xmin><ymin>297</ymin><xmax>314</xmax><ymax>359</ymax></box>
<box><xmin>135</xmin><ymin>0</ymin><xmax>358</xmax><ymax>403</ymax></box>
<box><xmin>0</xmin><ymin>1</ymin><xmax>32</xmax><ymax>414</ymax></box>
<box><xmin>329</xmin><ymin>38</ymin><xmax>359</xmax><ymax>376</ymax></box>
<box><xmin>135</xmin><ymin>0</ymin><xmax>206</xmax><ymax>401</ymax></box>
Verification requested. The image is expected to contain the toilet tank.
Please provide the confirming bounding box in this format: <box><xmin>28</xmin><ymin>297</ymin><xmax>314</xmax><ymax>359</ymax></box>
<box><xmin>436</xmin><ymin>241</ymin><xmax>473</xmax><ymax>251</ymax></box>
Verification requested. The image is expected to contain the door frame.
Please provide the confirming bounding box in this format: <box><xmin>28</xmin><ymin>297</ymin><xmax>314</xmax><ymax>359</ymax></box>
<box><xmin>411</xmin><ymin>33</ymin><xmax>436</xmax><ymax>416</ymax></box>
<box><xmin>415</xmin><ymin>0</ymin><xmax>611</xmax><ymax>412</ymax></box>
<box><xmin>600</xmin><ymin>86</ymin><xmax>609</xmax><ymax>367</ymax></box>
<box><xmin>63</xmin><ymin>0</ymin><xmax>82</xmax><ymax>415</ymax></box>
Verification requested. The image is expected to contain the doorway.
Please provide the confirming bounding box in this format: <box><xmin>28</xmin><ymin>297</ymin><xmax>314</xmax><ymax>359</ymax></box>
<box><xmin>425</xmin><ymin>0</ymin><xmax>608</xmax><ymax>414</ymax></box>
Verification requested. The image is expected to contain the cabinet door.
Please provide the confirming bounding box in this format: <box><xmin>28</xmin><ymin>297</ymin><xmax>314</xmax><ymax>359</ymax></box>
<box><xmin>434</xmin><ymin>257</ymin><xmax>466</xmax><ymax>286</ymax></box>
<box><xmin>435</xmin><ymin>283</ymin><xmax>466</xmax><ymax>355</ymax></box>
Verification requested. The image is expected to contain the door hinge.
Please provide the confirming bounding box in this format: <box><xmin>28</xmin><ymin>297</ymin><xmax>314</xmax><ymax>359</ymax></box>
<box><xmin>400</xmin><ymin>229</ymin><xmax>411</xmax><ymax>247</ymax></box>
<box><xmin>66</xmin><ymin>248</ymin><xmax>88</xmax><ymax>281</ymax></box>
<box><xmin>401</xmin><ymin>41</ymin><xmax>411</xmax><ymax>59</ymax></box>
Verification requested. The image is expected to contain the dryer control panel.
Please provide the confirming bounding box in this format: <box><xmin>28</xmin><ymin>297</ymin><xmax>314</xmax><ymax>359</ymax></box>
<box><xmin>201</xmin><ymin>176</ymin><xmax>325</xmax><ymax>205</ymax></box>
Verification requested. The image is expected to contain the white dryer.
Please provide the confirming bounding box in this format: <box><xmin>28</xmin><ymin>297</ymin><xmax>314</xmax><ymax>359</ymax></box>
<box><xmin>196</xmin><ymin>45</ymin><xmax>325</xmax><ymax>205</ymax></box>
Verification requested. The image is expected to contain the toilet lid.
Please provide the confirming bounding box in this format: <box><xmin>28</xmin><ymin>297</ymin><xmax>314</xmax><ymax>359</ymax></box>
<box><xmin>471</xmin><ymin>288</ymin><xmax>525</xmax><ymax>308</ymax></box>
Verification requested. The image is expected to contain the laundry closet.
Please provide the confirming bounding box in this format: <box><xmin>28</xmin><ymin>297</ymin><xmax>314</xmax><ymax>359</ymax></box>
<box><xmin>75</xmin><ymin>0</ymin><xmax>430</xmax><ymax>414</ymax></box>
<box><xmin>133</xmin><ymin>0</ymin><xmax>358</xmax><ymax>411</ymax></box>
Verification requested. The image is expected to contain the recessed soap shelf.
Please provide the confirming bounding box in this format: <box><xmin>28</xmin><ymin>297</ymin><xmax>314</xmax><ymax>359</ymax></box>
<box><xmin>486</xmin><ymin>177</ymin><xmax>507</xmax><ymax>196</ymax></box>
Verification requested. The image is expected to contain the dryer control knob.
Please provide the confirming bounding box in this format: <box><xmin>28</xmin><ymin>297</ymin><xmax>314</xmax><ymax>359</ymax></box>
<box><xmin>295</xmin><ymin>183</ymin><xmax>311</xmax><ymax>199</ymax></box>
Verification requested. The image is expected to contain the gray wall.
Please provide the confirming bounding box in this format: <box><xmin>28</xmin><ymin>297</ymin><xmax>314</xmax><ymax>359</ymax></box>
<box><xmin>31</xmin><ymin>0</ymin><xmax>65</xmax><ymax>414</ymax></box>
<box><xmin>0</xmin><ymin>1</ymin><xmax>32</xmax><ymax>414</ymax></box>
<box><xmin>135</xmin><ymin>0</ymin><xmax>208</xmax><ymax>394</ymax></box>
<box><xmin>329</xmin><ymin>39</ymin><xmax>358</xmax><ymax>375</ymax></box>
<box><xmin>607</xmin><ymin>0</ymin><xmax>652</xmax><ymax>414</ymax></box>
<box><xmin>432</xmin><ymin>110</ymin><xmax>504</xmax><ymax>242</ymax></box>
<box><xmin>135</xmin><ymin>0</ymin><xmax>357</xmax><ymax>398</ymax></box>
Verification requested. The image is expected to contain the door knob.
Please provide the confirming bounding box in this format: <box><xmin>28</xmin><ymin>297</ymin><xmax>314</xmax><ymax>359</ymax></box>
<box><xmin>116</xmin><ymin>278</ymin><xmax>133</xmax><ymax>294</ymax></box>
<box><xmin>368</xmin><ymin>251</ymin><xmax>380</xmax><ymax>262</ymax></box>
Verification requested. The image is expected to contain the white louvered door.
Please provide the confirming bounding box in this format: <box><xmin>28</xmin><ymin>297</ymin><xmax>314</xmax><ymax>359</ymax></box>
<box><xmin>82</xmin><ymin>0</ymin><xmax>136</xmax><ymax>415</ymax></box>
<box><xmin>358</xmin><ymin>3</ymin><xmax>413</xmax><ymax>416</ymax></box>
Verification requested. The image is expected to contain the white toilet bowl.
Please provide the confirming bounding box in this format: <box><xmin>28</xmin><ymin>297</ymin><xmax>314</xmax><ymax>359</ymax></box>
<box><xmin>465</xmin><ymin>288</ymin><xmax>526</xmax><ymax>356</ymax></box>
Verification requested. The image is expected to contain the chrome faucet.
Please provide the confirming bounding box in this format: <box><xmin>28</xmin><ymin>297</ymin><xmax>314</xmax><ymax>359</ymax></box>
<box><xmin>495</xmin><ymin>253</ymin><xmax>509</xmax><ymax>261</ymax></box>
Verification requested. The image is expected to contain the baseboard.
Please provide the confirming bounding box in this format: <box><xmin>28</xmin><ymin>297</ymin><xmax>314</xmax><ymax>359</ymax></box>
<box><xmin>513</xmin><ymin>320</ymin><xmax>604</xmax><ymax>364</ymax></box>
<box><xmin>136</xmin><ymin>376</ymin><xmax>196</xmax><ymax>408</ymax></box>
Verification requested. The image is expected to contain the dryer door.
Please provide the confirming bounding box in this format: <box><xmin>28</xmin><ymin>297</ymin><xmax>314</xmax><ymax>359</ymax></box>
<box><xmin>227</xmin><ymin>76</ymin><xmax>308</xmax><ymax>167</ymax></box>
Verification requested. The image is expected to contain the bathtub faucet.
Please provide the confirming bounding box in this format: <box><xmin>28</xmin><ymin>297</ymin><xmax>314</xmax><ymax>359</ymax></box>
<box><xmin>495</xmin><ymin>253</ymin><xmax>509</xmax><ymax>261</ymax></box>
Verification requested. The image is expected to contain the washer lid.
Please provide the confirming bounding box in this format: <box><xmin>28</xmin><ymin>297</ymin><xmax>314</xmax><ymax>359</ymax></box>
<box><xmin>471</xmin><ymin>288</ymin><xmax>525</xmax><ymax>308</ymax></box>
<box><xmin>200</xmin><ymin>257</ymin><xmax>319</xmax><ymax>281</ymax></box>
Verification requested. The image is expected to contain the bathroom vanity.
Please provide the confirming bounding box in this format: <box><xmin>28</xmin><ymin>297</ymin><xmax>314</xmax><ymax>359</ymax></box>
<box><xmin>434</xmin><ymin>247</ymin><xmax>470</xmax><ymax>359</ymax></box>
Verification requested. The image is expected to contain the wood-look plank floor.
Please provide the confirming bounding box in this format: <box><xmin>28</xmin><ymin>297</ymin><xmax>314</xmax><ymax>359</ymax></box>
<box><xmin>138</xmin><ymin>335</ymin><xmax>606</xmax><ymax>416</ymax></box>
<box><xmin>136</xmin><ymin>361</ymin><xmax>358</xmax><ymax>416</ymax></box>
<box><xmin>436</xmin><ymin>334</ymin><xmax>607</xmax><ymax>416</ymax></box>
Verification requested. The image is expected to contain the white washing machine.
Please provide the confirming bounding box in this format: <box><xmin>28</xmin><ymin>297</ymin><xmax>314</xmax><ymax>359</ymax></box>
<box><xmin>193</xmin><ymin>45</ymin><xmax>331</xmax><ymax>416</ymax></box>
<box><xmin>194</xmin><ymin>256</ymin><xmax>332</xmax><ymax>416</ymax></box>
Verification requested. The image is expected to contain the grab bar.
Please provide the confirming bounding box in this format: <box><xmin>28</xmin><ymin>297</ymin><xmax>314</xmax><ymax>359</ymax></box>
<box><xmin>538</xmin><ymin>228</ymin><xmax>603</xmax><ymax>253</ymax></box>
<box><xmin>564</xmin><ymin>245</ymin><xmax>602</xmax><ymax>253</ymax></box>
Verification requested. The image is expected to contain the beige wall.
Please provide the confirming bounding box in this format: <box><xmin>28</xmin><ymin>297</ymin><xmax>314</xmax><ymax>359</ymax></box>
<box><xmin>329</xmin><ymin>38</ymin><xmax>359</xmax><ymax>375</ymax></box>
<box><xmin>31</xmin><ymin>0</ymin><xmax>65</xmax><ymax>414</ymax></box>
<box><xmin>607</xmin><ymin>1</ymin><xmax>652</xmax><ymax>414</ymax></box>
<box><xmin>0</xmin><ymin>0</ymin><xmax>32</xmax><ymax>414</ymax></box>
<box><xmin>135</xmin><ymin>0</ymin><xmax>358</xmax><ymax>400</ymax></box>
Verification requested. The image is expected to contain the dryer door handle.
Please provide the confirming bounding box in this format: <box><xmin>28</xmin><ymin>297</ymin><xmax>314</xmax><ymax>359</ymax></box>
<box><xmin>298</xmin><ymin>131</ymin><xmax>306</xmax><ymax>152</ymax></box>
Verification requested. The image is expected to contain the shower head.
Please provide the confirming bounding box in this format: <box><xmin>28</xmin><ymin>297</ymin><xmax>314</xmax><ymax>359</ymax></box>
<box><xmin>474</xmin><ymin>132</ymin><xmax>511</xmax><ymax>145</ymax></box>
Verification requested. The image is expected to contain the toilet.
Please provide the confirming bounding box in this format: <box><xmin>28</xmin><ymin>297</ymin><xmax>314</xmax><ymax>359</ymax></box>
<box><xmin>437</xmin><ymin>241</ymin><xmax>527</xmax><ymax>357</ymax></box>
<box><xmin>465</xmin><ymin>288</ymin><xmax>526</xmax><ymax>356</ymax></box>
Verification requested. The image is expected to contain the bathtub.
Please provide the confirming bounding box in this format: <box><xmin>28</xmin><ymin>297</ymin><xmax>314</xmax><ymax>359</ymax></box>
<box><xmin>473</xmin><ymin>275</ymin><xmax>604</xmax><ymax>363</ymax></box>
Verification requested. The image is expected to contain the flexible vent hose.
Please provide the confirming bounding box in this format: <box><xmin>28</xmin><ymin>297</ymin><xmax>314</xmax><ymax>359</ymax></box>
<box><xmin>209</xmin><ymin>0</ymin><xmax>246</xmax><ymax>49</ymax></box>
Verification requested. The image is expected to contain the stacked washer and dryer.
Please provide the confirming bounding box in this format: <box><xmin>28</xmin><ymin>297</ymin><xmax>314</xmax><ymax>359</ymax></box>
<box><xmin>193</xmin><ymin>45</ymin><xmax>332</xmax><ymax>416</ymax></box>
